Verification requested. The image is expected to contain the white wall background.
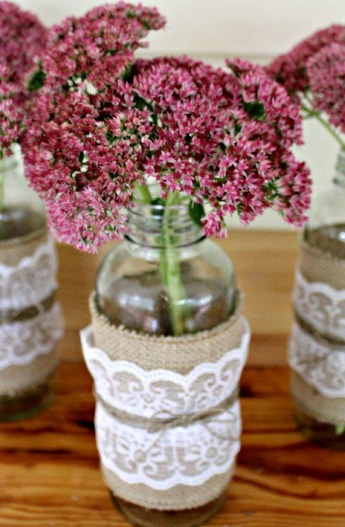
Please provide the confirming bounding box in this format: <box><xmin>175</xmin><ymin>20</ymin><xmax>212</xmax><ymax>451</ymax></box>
<box><xmin>15</xmin><ymin>0</ymin><xmax>345</xmax><ymax>229</ymax></box>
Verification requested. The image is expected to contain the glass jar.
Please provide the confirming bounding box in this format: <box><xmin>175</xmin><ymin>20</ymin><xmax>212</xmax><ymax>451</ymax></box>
<box><xmin>290</xmin><ymin>148</ymin><xmax>345</xmax><ymax>449</ymax></box>
<box><xmin>0</xmin><ymin>146</ymin><xmax>62</xmax><ymax>420</ymax></box>
<box><xmin>95</xmin><ymin>201</ymin><xmax>238</xmax><ymax>527</ymax></box>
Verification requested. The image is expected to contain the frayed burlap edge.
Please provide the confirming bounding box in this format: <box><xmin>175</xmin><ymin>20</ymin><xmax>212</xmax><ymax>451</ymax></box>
<box><xmin>102</xmin><ymin>464</ymin><xmax>234</xmax><ymax>510</ymax></box>
<box><xmin>291</xmin><ymin>372</ymin><xmax>345</xmax><ymax>425</ymax></box>
<box><xmin>90</xmin><ymin>291</ymin><xmax>247</xmax><ymax>373</ymax></box>
<box><xmin>300</xmin><ymin>240</ymin><xmax>345</xmax><ymax>290</ymax></box>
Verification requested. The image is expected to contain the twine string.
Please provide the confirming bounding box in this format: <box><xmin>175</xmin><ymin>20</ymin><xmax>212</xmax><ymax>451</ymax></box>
<box><xmin>0</xmin><ymin>291</ymin><xmax>56</xmax><ymax>324</ymax></box>
<box><xmin>97</xmin><ymin>389</ymin><xmax>240</xmax><ymax>456</ymax></box>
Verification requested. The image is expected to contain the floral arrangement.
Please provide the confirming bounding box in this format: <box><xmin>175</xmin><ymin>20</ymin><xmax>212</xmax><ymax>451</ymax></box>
<box><xmin>0</xmin><ymin>1</ymin><xmax>47</xmax><ymax>158</ymax></box>
<box><xmin>21</xmin><ymin>1</ymin><xmax>311</xmax><ymax>254</ymax></box>
<box><xmin>267</xmin><ymin>24</ymin><xmax>345</xmax><ymax>149</ymax></box>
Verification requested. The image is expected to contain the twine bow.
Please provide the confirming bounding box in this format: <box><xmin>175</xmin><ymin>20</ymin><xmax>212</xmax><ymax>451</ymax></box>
<box><xmin>97</xmin><ymin>389</ymin><xmax>240</xmax><ymax>457</ymax></box>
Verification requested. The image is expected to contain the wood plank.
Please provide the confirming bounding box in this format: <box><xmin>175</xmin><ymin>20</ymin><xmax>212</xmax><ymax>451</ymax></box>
<box><xmin>3</xmin><ymin>231</ymin><xmax>345</xmax><ymax>526</ymax></box>
<box><xmin>1</xmin><ymin>364</ymin><xmax>345</xmax><ymax>526</ymax></box>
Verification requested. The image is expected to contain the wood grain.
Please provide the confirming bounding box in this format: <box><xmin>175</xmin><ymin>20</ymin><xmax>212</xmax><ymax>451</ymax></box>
<box><xmin>3</xmin><ymin>230</ymin><xmax>345</xmax><ymax>527</ymax></box>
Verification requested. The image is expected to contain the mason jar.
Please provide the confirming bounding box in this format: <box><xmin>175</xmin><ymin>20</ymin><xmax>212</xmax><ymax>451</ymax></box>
<box><xmin>81</xmin><ymin>200</ymin><xmax>250</xmax><ymax>527</ymax></box>
<box><xmin>289</xmin><ymin>148</ymin><xmax>345</xmax><ymax>449</ymax></box>
<box><xmin>0</xmin><ymin>146</ymin><xmax>63</xmax><ymax>420</ymax></box>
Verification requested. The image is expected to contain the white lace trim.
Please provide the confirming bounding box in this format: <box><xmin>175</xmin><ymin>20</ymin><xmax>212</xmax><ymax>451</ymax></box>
<box><xmin>0</xmin><ymin>236</ymin><xmax>58</xmax><ymax>311</ymax></box>
<box><xmin>293</xmin><ymin>269</ymin><xmax>345</xmax><ymax>341</ymax></box>
<box><xmin>95</xmin><ymin>399</ymin><xmax>241</xmax><ymax>490</ymax></box>
<box><xmin>0</xmin><ymin>302</ymin><xmax>64</xmax><ymax>368</ymax></box>
<box><xmin>80</xmin><ymin>321</ymin><xmax>250</xmax><ymax>418</ymax></box>
<box><xmin>289</xmin><ymin>321</ymin><xmax>345</xmax><ymax>398</ymax></box>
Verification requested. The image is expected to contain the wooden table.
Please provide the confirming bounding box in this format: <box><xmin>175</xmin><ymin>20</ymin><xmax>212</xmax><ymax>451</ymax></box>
<box><xmin>2</xmin><ymin>230</ymin><xmax>345</xmax><ymax>526</ymax></box>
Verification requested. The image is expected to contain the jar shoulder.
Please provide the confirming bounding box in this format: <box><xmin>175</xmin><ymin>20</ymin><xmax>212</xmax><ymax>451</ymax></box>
<box><xmin>97</xmin><ymin>238</ymin><xmax>234</xmax><ymax>281</ymax></box>
<box><xmin>96</xmin><ymin>238</ymin><xmax>237</xmax><ymax>335</ymax></box>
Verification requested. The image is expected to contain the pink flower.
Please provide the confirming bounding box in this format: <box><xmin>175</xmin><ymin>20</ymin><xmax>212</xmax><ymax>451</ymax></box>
<box><xmin>0</xmin><ymin>1</ymin><xmax>47</xmax><ymax>86</ymax></box>
<box><xmin>40</xmin><ymin>2</ymin><xmax>166</xmax><ymax>91</ymax></box>
<box><xmin>0</xmin><ymin>68</ymin><xmax>25</xmax><ymax>154</ymax></box>
<box><xmin>308</xmin><ymin>43</ymin><xmax>345</xmax><ymax>134</ymax></box>
<box><xmin>267</xmin><ymin>25</ymin><xmax>345</xmax><ymax>94</ymax></box>
<box><xmin>0</xmin><ymin>1</ymin><xmax>47</xmax><ymax>156</ymax></box>
<box><xmin>22</xmin><ymin>4</ymin><xmax>311</xmax><ymax>252</ymax></box>
<box><xmin>267</xmin><ymin>24</ymin><xmax>345</xmax><ymax>139</ymax></box>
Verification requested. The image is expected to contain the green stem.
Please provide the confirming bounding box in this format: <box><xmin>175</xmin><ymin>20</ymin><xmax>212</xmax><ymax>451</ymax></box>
<box><xmin>134</xmin><ymin>182</ymin><xmax>153</xmax><ymax>204</ymax></box>
<box><xmin>301</xmin><ymin>99</ymin><xmax>345</xmax><ymax>149</ymax></box>
<box><xmin>160</xmin><ymin>192</ymin><xmax>188</xmax><ymax>336</ymax></box>
<box><xmin>133</xmin><ymin>184</ymin><xmax>189</xmax><ymax>335</ymax></box>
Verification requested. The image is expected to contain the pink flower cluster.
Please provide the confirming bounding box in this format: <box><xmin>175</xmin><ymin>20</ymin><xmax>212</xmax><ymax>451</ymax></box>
<box><xmin>308</xmin><ymin>43</ymin><xmax>345</xmax><ymax>135</ymax></box>
<box><xmin>267</xmin><ymin>25</ymin><xmax>345</xmax><ymax>94</ymax></box>
<box><xmin>0</xmin><ymin>66</ymin><xmax>25</xmax><ymax>155</ymax></box>
<box><xmin>22</xmin><ymin>3</ymin><xmax>311</xmax><ymax>252</ymax></box>
<box><xmin>40</xmin><ymin>2</ymin><xmax>165</xmax><ymax>92</ymax></box>
<box><xmin>267</xmin><ymin>25</ymin><xmax>345</xmax><ymax>134</ymax></box>
<box><xmin>0</xmin><ymin>1</ymin><xmax>47</xmax><ymax>155</ymax></box>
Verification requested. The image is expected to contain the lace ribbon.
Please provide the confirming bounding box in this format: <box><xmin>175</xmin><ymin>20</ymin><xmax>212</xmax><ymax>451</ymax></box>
<box><xmin>293</xmin><ymin>268</ymin><xmax>345</xmax><ymax>341</ymax></box>
<box><xmin>0</xmin><ymin>236</ymin><xmax>58</xmax><ymax>311</ymax></box>
<box><xmin>0</xmin><ymin>298</ymin><xmax>64</xmax><ymax>369</ymax></box>
<box><xmin>95</xmin><ymin>399</ymin><xmax>241</xmax><ymax>490</ymax></box>
<box><xmin>81</xmin><ymin>320</ymin><xmax>249</xmax><ymax>491</ymax></box>
<box><xmin>81</xmin><ymin>322</ymin><xmax>250</xmax><ymax>418</ymax></box>
<box><xmin>289</xmin><ymin>321</ymin><xmax>345</xmax><ymax>398</ymax></box>
<box><xmin>0</xmin><ymin>235</ymin><xmax>64</xmax><ymax>370</ymax></box>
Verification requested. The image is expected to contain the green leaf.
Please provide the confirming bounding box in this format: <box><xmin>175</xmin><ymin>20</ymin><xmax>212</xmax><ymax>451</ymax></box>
<box><xmin>126</xmin><ymin>9</ymin><xmax>138</xmax><ymax>19</ymax></box>
<box><xmin>133</xmin><ymin>93</ymin><xmax>153</xmax><ymax>112</ymax></box>
<box><xmin>188</xmin><ymin>201</ymin><xmax>205</xmax><ymax>227</ymax></box>
<box><xmin>106</xmin><ymin>130</ymin><xmax>116</xmax><ymax>145</ymax></box>
<box><xmin>234</xmin><ymin>123</ymin><xmax>242</xmax><ymax>135</ymax></box>
<box><xmin>121</xmin><ymin>63</ymin><xmax>135</xmax><ymax>83</ymax></box>
<box><xmin>27</xmin><ymin>67</ymin><xmax>46</xmax><ymax>92</ymax></box>
<box><xmin>244</xmin><ymin>101</ymin><xmax>266</xmax><ymax>121</ymax></box>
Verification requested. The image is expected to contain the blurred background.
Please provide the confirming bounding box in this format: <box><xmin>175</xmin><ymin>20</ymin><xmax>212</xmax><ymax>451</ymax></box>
<box><xmin>15</xmin><ymin>0</ymin><xmax>345</xmax><ymax>228</ymax></box>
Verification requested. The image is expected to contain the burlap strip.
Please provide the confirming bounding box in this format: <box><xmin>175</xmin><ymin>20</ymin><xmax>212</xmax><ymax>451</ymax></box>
<box><xmin>89</xmin><ymin>294</ymin><xmax>249</xmax><ymax>509</ymax></box>
<box><xmin>291</xmin><ymin>372</ymin><xmax>345</xmax><ymax>425</ymax></box>
<box><xmin>102</xmin><ymin>466</ymin><xmax>234</xmax><ymax>511</ymax></box>
<box><xmin>0</xmin><ymin>228</ymin><xmax>60</xmax><ymax>396</ymax></box>
<box><xmin>90</xmin><ymin>292</ymin><xmax>246</xmax><ymax>374</ymax></box>
<box><xmin>292</xmin><ymin>240</ymin><xmax>345</xmax><ymax>423</ymax></box>
<box><xmin>0</xmin><ymin>350</ymin><xmax>59</xmax><ymax>397</ymax></box>
<box><xmin>0</xmin><ymin>226</ymin><xmax>47</xmax><ymax>267</ymax></box>
<box><xmin>299</xmin><ymin>240</ymin><xmax>345</xmax><ymax>289</ymax></box>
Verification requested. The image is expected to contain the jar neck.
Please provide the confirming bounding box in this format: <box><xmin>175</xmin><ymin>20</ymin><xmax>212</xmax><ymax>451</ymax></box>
<box><xmin>333</xmin><ymin>148</ymin><xmax>345</xmax><ymax>188</ymax></box>
<box><xmin>126</xmin><ymin>202</ymin><xmax>205</xmax><ymax>249</ymax></box>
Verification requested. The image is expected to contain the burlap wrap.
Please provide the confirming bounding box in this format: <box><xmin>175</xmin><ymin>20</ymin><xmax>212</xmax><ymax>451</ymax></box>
<box><xmin>102</xmin><ymin>467</ymin><xmax>234</xmax><ymax>511</ymax></box>
<box><xmin>292</xmin><ymin>241</ymin><xmax>345</xmax><ymax>424</ymax></box>
<box><xmin>89</xmin><ymin>293</ymin><xmax>247</xmax><ymax>510</ymax></box>
<box><xmin>0</xmin><ymin>228</ymin><xmax>58</xmax><ymax>397</ymax></box>
<box><xmin>0</xmin><ymin>226</ymin><xmax>47</xmax><ymax>267</ymax></box>
<box><xmin>90</xmin><ymin>293</ymin><xmax>244</xmax><ymax>373</ymax></box>
<box><xmin>299</xmin><ymin>240</ymin><xmax>345</xmax><ymax>290</ymax></box>
<box><xmin>292</xmin><ymin>372</ymin><xmax>345</xmax><ymax>425</ymax></box>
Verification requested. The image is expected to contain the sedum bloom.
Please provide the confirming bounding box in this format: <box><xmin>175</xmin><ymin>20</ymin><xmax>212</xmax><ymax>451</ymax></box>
<box><xmin>308</xmin><ymin>43</ymin><xmax>345</xmax><ymax>135</ymax></box>
<box><xmin>22</xmin><ymin>2</ymin><xmax>311</xmax><ymax>252</ymax></box>
<box><xmin>267</xmin><ymin>24</ymin><xmax>345</xmax><ymax>95</ymax></box>
<box><xmin>0</xmin><ymin>1</ymin><xmax>47</xmax><ymax>156</ymax></box>
<box><xmin>267</xmin><ymin>24</ymin><xmax>345</xmax><ymax>144</ymax></box>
